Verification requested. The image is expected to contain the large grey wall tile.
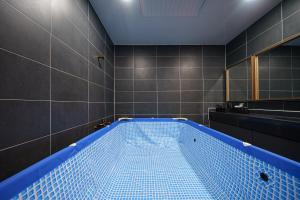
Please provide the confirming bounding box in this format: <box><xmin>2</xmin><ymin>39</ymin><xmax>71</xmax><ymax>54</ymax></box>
<box><xmin>0</xmin><ymin>101</ymin><xmax>50</xmax><ymax>149</ymax></box>
<box><xmin>0</xmin><ymin>1</ymin><xmax>50</xmax><ymax>65</ymax></box>
<box><xmin>0</xmin><ymin>50</ymin><xmax>50</xmax><ymax>100</ymax></box>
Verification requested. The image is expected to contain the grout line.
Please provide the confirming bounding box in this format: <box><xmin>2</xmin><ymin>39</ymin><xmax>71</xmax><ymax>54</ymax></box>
<box><xmin>179</xmin><ymin>46</ymin><xmax>182</xmax><ymax>117</ymax></box>
<box><xmin>0</xmin><ymin>115</ymin><xmax>115</xmax><ymax>152</ymax></box>
<box><xmin>0</xmin><ymin>99</ymin><xmax>50</xmax><ymax>102</ymax></box>
<box><xmin>0</xmin><ymin>135</ymin><xmax>50</xmax><ymax>152</ymax></box>
<box><xmin>281</xmin><ymin>3</ymin><xmax>284</xmax><ymax>41</ymax></box>
<box><xmin>116</xmin><ymin>78</ymin><xmax>223</xmax><ymax>81</ymax></box>
<box><xmin>115</xmin><ymin>90</ymin><xmax>225</xmax><ymax>92</ymax></box>
<box><xmin>115</xmin><ymin>102</ymin><xmax>223</xmax><ymax>104</ymax></box>
<box><xmin>291</xmin><ymin>47</ymin><xmax>294</xmax><ymax>98</ymax></box>
<box><xmin>202</xmin><ymin>46</ymin><xmax>205</xmax><ymax>124</ymax></box>
<box><xmin>114</xmin><ymin>46</ymin><xmax>116</xmax><ymax>121</ymax></box>
<box><xmin>156</xmin><ymin>46</ymin><xmax>159</xmax><ymax>118</ymax></box>
<box><xmin>248</xmin><ymin>109</ymin><xmax>300</xmax><ymax>113</ymax></box>
<box><xmin>4</xmin><ymin>0</ymin><xmax>114</xmax><ymax>75</ymax></box>
<box><xmin>88</xmin><ymin>2</ymin><xmax>90</xmax><ymax>124</ymax></box>
<box><xmin>268</xmin><ymin>53</ymin><xmax>271</xmax><ymax>99</ymax></box>
<box><xmin>103</xmin><ymin>25</ymin><xmax>107</xmax><ymax>120</ymax></box>
<box><xmin>0</xmin><ymin>47</ymin><xmax>50</xmax><ymax>68</ymax></box>
<box><xmin>49</xmin><ymin>1</ymin><xmax>53</xmax><ymax>155</ymax></box>
<box><xmin>133</xmin><ymin>46</ymin><xmax>135</xmax><ymax>116</ymax></box>
<box><xmin>0</xmin><ymin>46</ymin><xmax>114</xmax><ymax>89</ymax></box>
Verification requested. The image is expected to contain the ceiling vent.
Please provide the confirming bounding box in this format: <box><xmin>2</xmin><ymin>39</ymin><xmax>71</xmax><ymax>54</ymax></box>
<box><xmin>139</xmin><ymin>0</ymin><xmax>206</xmax><ymax>17</ymax></box>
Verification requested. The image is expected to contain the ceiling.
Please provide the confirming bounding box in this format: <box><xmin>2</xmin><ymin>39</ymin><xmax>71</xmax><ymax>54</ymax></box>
<box><xmin>89</xmin><ymin>0</ymin><xmax>282</xmax><ymax>45</ymax></box>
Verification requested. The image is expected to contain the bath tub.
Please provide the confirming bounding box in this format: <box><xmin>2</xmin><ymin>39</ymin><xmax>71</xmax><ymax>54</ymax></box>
<box><xmin>0</xmin><ymin>118</ymin><xmax>299</xmax><ymax>199</ymax></box>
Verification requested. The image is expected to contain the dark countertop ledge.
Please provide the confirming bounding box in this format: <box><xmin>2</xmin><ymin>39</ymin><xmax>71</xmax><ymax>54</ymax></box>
<box><xmin>209</xmin><ymin>111</ymin><xmax>300</xmax><ymax>142</ymax></box>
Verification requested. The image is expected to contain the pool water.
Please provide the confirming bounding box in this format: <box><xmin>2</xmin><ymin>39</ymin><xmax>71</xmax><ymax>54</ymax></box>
<box><xmin>2</xmin><ymin>120</ymin><xmax>300</xmax><ymax>200</ymax></box>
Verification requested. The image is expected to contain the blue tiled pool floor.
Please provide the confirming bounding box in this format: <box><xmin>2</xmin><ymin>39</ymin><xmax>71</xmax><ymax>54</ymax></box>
<box><xmin>11</xmin><ymin>121</ymin><xmax>300</xmax><ymax>199</ymax></box>
<box><xmin>100</xmin><ymin>138</ymin><xmax>215</xmax><ymax>199</ymax></box>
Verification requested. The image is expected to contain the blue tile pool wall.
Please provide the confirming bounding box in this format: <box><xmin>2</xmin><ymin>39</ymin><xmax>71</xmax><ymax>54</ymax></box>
<box><xmin>0</xmin><ymin>0</ymin><xmax>114</xmax><ymax>180</ymax></box>
<box><xmin>115</xmin><ymin>45</ymin><xmax>226</xmax><ymax>124</ymax></box>
<box><xmin>226</xmin><ymin>0</ymin><xmax>300</xmax><ymax>67</ymax></box>
<box><xmin>9</xmin><ymin>121</ymin><xmax>300</xmax><ymax>199</ymax></box>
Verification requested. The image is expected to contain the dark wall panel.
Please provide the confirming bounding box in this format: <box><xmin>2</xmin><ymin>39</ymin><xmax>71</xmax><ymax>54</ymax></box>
<box><xmin>115</xmin><ymin>45</ymin><xmax>225</xmax><ymax>124</ymax></box>
<box><xmin>0</xmin><ymin>0</ymin><xmax>114</xmax><ymax>180</ymax></box>
<box><xmin>226</xmin><ymin>0</ymin><xmax>300</xmax><ymax>67</ymax></box>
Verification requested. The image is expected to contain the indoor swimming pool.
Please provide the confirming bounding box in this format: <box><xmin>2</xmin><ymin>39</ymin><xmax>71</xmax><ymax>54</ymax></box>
<box><xmin>0</xmin><ymin>119</ymin><xmax>299</xmax><ymax>199</ymax></box>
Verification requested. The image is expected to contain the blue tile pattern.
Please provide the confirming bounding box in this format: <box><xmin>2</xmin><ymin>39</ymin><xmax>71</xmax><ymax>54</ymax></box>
<box><xmin>11</xmin><ymin>122</ymin><xmax>300</xmax><ymax>199</ymax></box>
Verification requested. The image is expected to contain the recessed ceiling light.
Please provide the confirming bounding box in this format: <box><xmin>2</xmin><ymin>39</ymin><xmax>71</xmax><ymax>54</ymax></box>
<box><xmin>122</xmin><ymin>0</ymin><xmax>132</xmax><ymax>3</ymax></box>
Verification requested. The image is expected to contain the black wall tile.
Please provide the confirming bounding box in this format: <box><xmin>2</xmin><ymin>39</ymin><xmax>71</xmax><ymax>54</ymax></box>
<box><xmin>205</xmin><ymin>91</ymin><xmax>225</xmax><ymax>102</ymax></box>
<box><xmin>180</xmin><ymin>46</ymin><xmax>202</xmax><ymax>57</ymax></box>
<box><xmin>226</xmin><ymin>45</ymin><xmax>247</xmax><ymax>67</ymax></box>
<box><xmin>89</xmin><ymin>64</ymin><xmax>105</xmax><ymax>86</ymax></box>
<box><xmin>51</xmin><ymin>124</ymin><xmax>90</xmax><ymax>154</ymax></box>
<box><xmin>0</xmin><ymin>1</ymin><xmax>50</xmax><ymax>65</ymax></box>
<box><xmin>115</xmin><ymin>57</ymin><xmax>134</xmax><ymax>68</ymax></box>
<box><xmin>157</xmin><ymin>68</ymin><xmax>180</xmax><ymax>79</ymax></box>
<box><xmin>88</xmin><ymin>4</ymin><xmax>106</xmax><ymax>40</ymax></box>
<box><xmin>89</xmin><ymin>84</ymin><xmax>105</xmax><ymax>102</ymax></box>
<box><xmin>135</xmin><ymin>57</ymin><xmax>156</xmax><ymax>68</ymax></box>
<box><xmin>0</xmin><ymin>50</ymin><xmax>50</xmax><ymax>100</ymax></box>
<box><xmin>157</xmin><ymin>46</ymin><xmax>179</xmax><ymax>56</ymax></box>
<box><xmin>134</xmin><ymin>46</ymin><xmax>156</xmax><ymax>57</ymax></box>
<box><xmin>134</xmin><ymin>92</ymin><xmax>156</xmax><ymax>102</ymax></box>
<box><xmin>115</xmin><ymin>46</ymin><xmax>133</xmax><ymax>57</ymax></box>
<box><xmin>158</xmin><ymin>103</ymin><xmax>180</xmax><ymax>114</ymax></box>
<box><xmin>247</xmin><ymin>23</ymin><xmax>282</xmax><ymax>56</ymax></box>
<box><xmin>0</xmin><ymin>136</ymin><xmax>50</xmax><ymax>181</ymax></box>
<box><xmin>181</xmin><ymin>91</ymin><xmax>203</xmax><ymax>102</ymax></box>
<box><xmin>203</xmin><ymin>56</ymin><xmax>225</xmax><ymax>67</ymax></box>
<box><xmin>115</xmin><ymin>45</ymin><xmax>224</xmax><ymax>123</ymax></box>
<box><xmin>134</xmin><ymin>68</ymin><xmax>156</xmax><ymax>79</ymax></box>
<box><xmin>135</xmin><ymin>80</ymin><xmax>156</xmax><ymax>91</ymax></box>
<box><xmin>157</xmin><ymin>57</ymin><xmax>179</xmax><ymax>68</ymax></box>
<box><xmin>89</xmin><ymin>23</ymin><xmax>106</xmax><ymax>54</ymax></box>
<box><xmin>89</xmin><ymin>103</ymin><xmax>105</xmax><ymax>121</ymax></box>
<box><xmin>52</xmin><ymin>7</ymin><xmax>88</xmax><ymax>58</ymax></box>
<box><xmin>0</xmin><ymin>0</ymin><xmax>114</xmax><ymax>180</ymax></box>
<box><xmin>116</xmin><ymin>68</ymin><xmax>133</xmax><ymax>79</ymax></box>
<box><xmin>203</xmin><ymin>46</ymin><xmax>225</xmax><ymax>57</ymax></box>
<box><xmin>116</xmin><ymin>80</ymin><xmax>133</xmax><ymax>91</ymax></box>
<box><xmin>51</xmin><ymin>69</ymin><xmax>88</xmax><ymax>101</ymax></box>
<box><xmin>247</xmin><ymin>4</ymin><xmax>282</xmax><ymax>42</ymax></box>
<box><xmin>115</xmin><ymin>103</ymin><xmax>134</xmax><ymax>114</ymax></box>
<box><xmin>181</xmin><ymin>103</ymin><xmax>203</xmax><ymax>114</ymax></box>
<box><xmin>226</xmin><ymin>31</ymin><xmax>246</xmax><ymax>55</ymax></box>
<box><xmin>158</xmin><ymin>92</ymin><xmax>180</xmax><ymax>102</ymax></box>
<box><xmin>52</xmin><ymin>37</ymin><xmax>88</xmax><ymax>79</ymax></box>
<box><xmin>181</xmin><ymin>67</ymin><xmax>203</xmax><ymax>79</ymax></box>
<box><xmin>105</xmin><ymin>89</ymin><xmax>114</xmax><ymax>102</ymax></box>
<box><xmin>204</xmin><ymin>79</ymin><xmax>225</xmax><ymax>91</ymax></box>
<box><xmin>116</xmin><ymin>92</ymin><xmax>133</xmax><ymax>102</ymax></box>
<box><xmin>282</xmin><ymin>0</ymin><xmax>300</xmax><ymax>18</ymax></box>
<box><xmin>283</xmin><ymin>10</ymin><xmax>300</xmax><ymax>39</ymax></box>
<box><xmin>226</xmin><ymin>0</ymin><xmax>300</xmax><ymax>69</ymax></box>
<box><xmin>158</xmin><ymin>80</ymin><xmax>180</xmax><ymax>91</ymax></box>
<box><xmin>0</xmin><ymin>101</ymin><xmax>50</xmax><ymax>149</ymax></box>
<box><xmin>135</xmin><ymin>103</ymin><xmax>156</xmax><ymax>114</ymax></box>
<box><xmin>51</xmin><ymin>102</ymin><xmax>88</xmax><ymax>133</ymax></box>
<box><xmin>181</xmin><ymin>80</ymin><xmax>203</xmax><ymax>90</ymax></box>
<box><xmin>181</xmin><ymin>57</ymin><xmax>202</xmax><ymax>68</ymax></box>
<box><xmin>5</xmin><ymin>0</ymin><xmax>51</xmax><ymax>32</ymax></box>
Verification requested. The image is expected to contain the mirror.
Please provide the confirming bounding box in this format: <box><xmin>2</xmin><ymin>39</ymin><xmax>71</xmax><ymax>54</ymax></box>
<box><xmin>227</xmin><ymin>58</ymin><xmax>252</xmax><ymax>101</ymax></box>
<box><xmin>258</xmin><ymin>37</ymin><xmax>300</xmax><ymax>100</ymax></box>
